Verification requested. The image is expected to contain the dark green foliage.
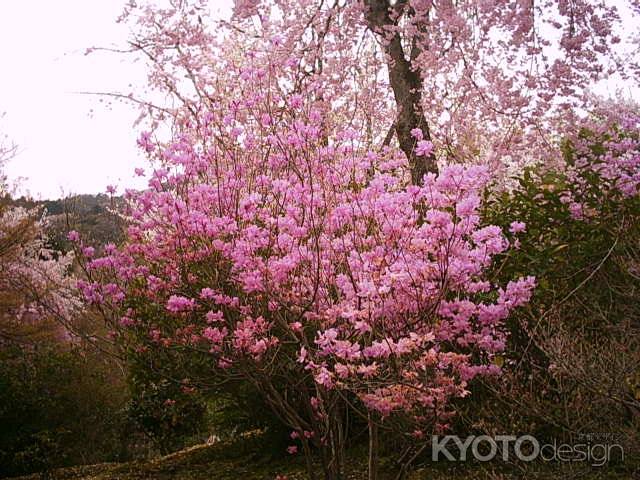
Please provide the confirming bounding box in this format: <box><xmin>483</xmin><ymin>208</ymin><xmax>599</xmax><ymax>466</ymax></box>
<box><xmin>462</xmin><ymin>127</ymin><xmax>640</xmax><ymax>470</ymax></box>
<box><xmin>0</xmin><ymin>343</ymin><xmax>130</xmax><ymax>478</ymax></box>
<box><xmin>126</xmin><ymin>375</ymin><xmax>207</xmax><ymax>455</ymax></box>
<box><xmin>122</xmin><ymin>323</ymin><xmax>291</xmax><ymax>458</ymax></box>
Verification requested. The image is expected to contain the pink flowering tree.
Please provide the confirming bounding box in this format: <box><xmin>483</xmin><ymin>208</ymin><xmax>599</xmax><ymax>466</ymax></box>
<box><xmin>74</xmin><ymin>38</ymin><xmax>537</xmax><ymax>478</ymax></box>
<box><xmin>75</xmin><ymin>0</ymin><xmax>640</xmax><ymax>476</ymax></box>
<box><xmin>98</xmin><ymin>0</ymin><xmax>640</xmax><ymax>186</ymax></box>
<box><xmin>0</xmin><ymin>146</ymin><xmax>77</xmax><ymax>344</ymax></box>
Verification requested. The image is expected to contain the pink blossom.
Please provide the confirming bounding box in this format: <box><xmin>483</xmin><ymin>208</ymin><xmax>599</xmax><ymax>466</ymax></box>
<box><xmin>410</xmin><ymin>128</ymin><xmax>424</xmax><ymax>140</ymax></box>
<box><xmin>206</xmin><ymin>310</ymin><xmax>224</xmax><ymax>323</ymax></box>
<box><xmin>203</xmin><ymin>327</ymin><xmax>227</xmax><ymax>345</ymax></box>
<box><xmin>509</xmin><ymin>221</ymin><xmax>527</xmax><ymax>234</ymax></box>
<box><xmin>200</xmin><ymin>288</ymin><xmax>216</xmax><ymax>300</ymax></box>
<box><xmin>119</xmin><ymin>316</ymin><xmax>135</xmax><ymax>327</ymax></box>
<box><xmin>166</xmin><ymin>295</ymin><xmax>196</xmax><ymax>313</ymax></box>
<box><xmin>137</xmin><ymin>131</ymin><xmax>153</xmax><ymax>152</ymax></box>
<box><xmin>415</xmin><ymin>140</ymin><xmax>434</xmax><ymax>157</ymax></box>
<box><xmin>314</xmin><ymin>367</ymin><xmax>334</xmax><ymax>388</ymax></box>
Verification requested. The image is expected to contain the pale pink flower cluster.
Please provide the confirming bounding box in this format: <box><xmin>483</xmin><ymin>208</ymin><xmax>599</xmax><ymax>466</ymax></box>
<box><xmin>559</xmin><ymin>101</ymin><xmax>640</xmax><ymax>219</ymax></box>
<box><xmin>1</xmin><ymin>207</ymin><xmax>78</xmax><ymax>329</ymax></box>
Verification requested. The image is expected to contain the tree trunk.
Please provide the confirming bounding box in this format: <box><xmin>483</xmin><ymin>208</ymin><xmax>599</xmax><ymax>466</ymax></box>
<box><xmin>362</xmin><ymin>0</ymin><xmax>438</xmax><ymax>183</ymax></box>
<box><xmin>368</xmin><ymin>413</ymin><xmax>379</xmax><ymax>480</ymax></box>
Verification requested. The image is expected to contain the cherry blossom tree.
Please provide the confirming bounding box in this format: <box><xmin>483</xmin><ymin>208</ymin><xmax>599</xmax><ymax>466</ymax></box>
<box><xmin>101</xmin><ymin>0</ymin><xmax>640</xmax><ymax>183</ymax></box>
<box><xmin>0</xmin><ymin>120</ymin><xmax>16</xmax><ymax>197</ymax></box>
<box><xmin>0</xmin><ymin>150</ymin><xmax>77</xmax><ymax>345</ymax></box>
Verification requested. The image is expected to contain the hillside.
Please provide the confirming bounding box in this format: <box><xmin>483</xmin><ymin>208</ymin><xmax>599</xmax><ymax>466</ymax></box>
<box><xmin>2</xmin><ymin>193</ymin><xmax>125</xmax><ymax>249</ymax></box>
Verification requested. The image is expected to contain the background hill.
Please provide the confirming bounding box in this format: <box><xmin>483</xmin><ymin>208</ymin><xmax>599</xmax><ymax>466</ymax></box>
<box><xmin>1</xmin><ymin>193</ymin><xmax>125</xmax><ymax>250</ymax></box>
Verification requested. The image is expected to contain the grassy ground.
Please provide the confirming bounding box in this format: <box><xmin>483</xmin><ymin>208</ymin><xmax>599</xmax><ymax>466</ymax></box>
<box><xmin>8</xmin><ymin>439</ymin><xmax>638</xmax><ymax>480</ymax></box>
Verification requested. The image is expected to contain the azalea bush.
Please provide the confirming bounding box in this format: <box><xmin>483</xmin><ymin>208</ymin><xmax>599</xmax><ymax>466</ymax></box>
<box><xmin>73</xmin><ymin>42</ymin><xmax>537</xmax><ymax>478</ymax></box>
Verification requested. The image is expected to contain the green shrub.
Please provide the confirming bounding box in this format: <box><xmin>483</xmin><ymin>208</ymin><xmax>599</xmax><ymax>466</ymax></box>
<box><xmin>0</xmin><ymin>343</ymin><xmax>130</xmax><ymax>477</ymax></box>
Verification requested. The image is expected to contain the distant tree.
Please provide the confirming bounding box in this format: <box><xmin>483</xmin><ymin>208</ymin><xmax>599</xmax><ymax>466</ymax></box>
<box><xmin>0</xmin><ymin>143</ymin><xmax>76</xmax><ymax>344</ymax></box>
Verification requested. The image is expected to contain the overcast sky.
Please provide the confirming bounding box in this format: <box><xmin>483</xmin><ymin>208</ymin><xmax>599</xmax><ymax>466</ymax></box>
<box><xmin>0</xmin><ymin>0</ymin><xmax>232</xmax><ymax>199</ymax></box>
<box><xmin>0</xmin><ymin>1</ymin><xmax>637</xmax><ymax>199</ymax></box>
